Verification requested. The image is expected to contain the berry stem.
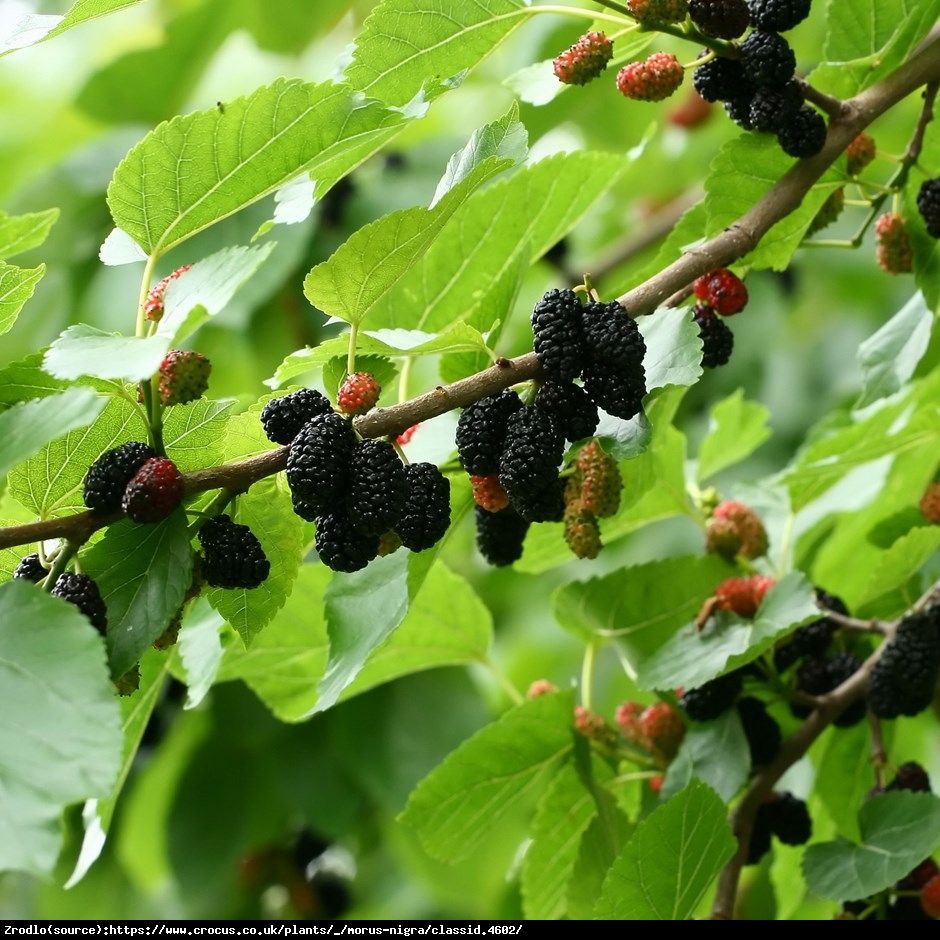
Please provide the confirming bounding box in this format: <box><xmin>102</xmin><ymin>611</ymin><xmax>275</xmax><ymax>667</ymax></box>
<box><xmin>135</xmin><ymin>254</ymin><xmax>159</xmax><ymax>339</ymax></box>
<box><xmin>523</xmin><ymin>4</ymin><xmax>631</xmax><ymax>27</ymax></box>
<box><xmin>580</xmin><ymin>639</ymin><xmax>599</xmax><ymax>711</ymax></box>
<box><xmin>347</xmin><ymin>321</ymin><xmax>359</xmax><ymax>376</ymax></box>
<box><xmin>41</xmin><ymin>540</ymin><xmax>78</xmax><ymax>592</ymax></box>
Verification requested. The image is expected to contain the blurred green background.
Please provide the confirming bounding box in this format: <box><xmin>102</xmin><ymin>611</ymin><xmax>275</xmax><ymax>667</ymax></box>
<box><xmin>0</xmin><ymin>0</ymin><xmax>933</xmax><ymax>920</ymax></box>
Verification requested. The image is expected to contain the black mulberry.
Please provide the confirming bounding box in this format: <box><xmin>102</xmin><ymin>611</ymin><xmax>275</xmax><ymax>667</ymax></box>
<box><xmin>764</xmin><ymin>792</ymin><xmax>812</xmax><ymax>845</ymax></box>
<box><xmin>13</xmin><ymin>553</ymin><xmax>48</xmax><ymax>582</ymax></box>
<box><xmin>581</xmin><ymin>357</ymin><xmax>647</xmax><ymax>420</ymax></box>
<box><xmin>739</xmin><ymin>31</ymin><xmax>796</xmax><ymax>88</ymax></box>
<box><xmin>869</xmin><ymin>608</ymin><xmax>940</xmax><ymax>719</ymax></box>
<box><xmin>777</xmin><ymin>105</ymin><xmax>827</xmax><ymax>158</ymax></box>
<box><xmin>395</xmin><ymin>462</ymin><xmax>451</xmax><ymax>552</ymax></box>
<box><xmin>693</xmin><ymin>304</ymin><xmax>734</xmax><ymax>368</ymax></box>
<box><xmin>737</xmin><ymin>697</ymin><xmax>782</xmax><ymax>766</ymax></box>
<box><xmin>678</xmin><ymin>670</ymin><xmax>743</xmax><ymax>721</ymax></box>
<box><xmin>475</xmin><ymin>504</ymin><xmax>530</xmax><ymax>567</ymax></box>
<box><xmin>916</xmin><ymin>178</ymin><xmax>940</xmax><ymax>238</ymax></box>
<box><xmin>346</xmin><ymin>439</ymin><xmax>407</xmax><ymax>535</ymax></box>
<box><xmin>886</xmin><ymin>761</ymin><xmax>931</xmax><ymax>793</ymax></box>
<box><xmin>498</xmin><ymin>407</ymin><xmax>565</xmax><ymax>502</ymax></box>
<box><xmin>511</xmin><ymin>476</ymin><xmax>567</xmax><ymax>523</ymax></box>
<box><xmin>747</xmin><ymin>0</ymin><xmax>812</xmax><ymax>32</ymax></box>
<box><xmin>455</xmin><ymin>389</ymin><xmax>523</xmax><ymax>476</ymax></box>
<box><xmin>314</xmin><ymin>511</ymin><xmax>380</xmax><ymax>573</ymax></box>
<box><xmin>749</xmin><ymin>80</ymin><xmax>803</xmax><ymax>133</ymax></box>
<box><xmin>286</xmin><ymin>413</ymin><xmax>357</xmax><ymax>514</ymax></box>
<box><xmin>692</xmin><ymin>53</ymin><xmax>752</xmax><ymax>102</ymax></box>
<box><xmin>51</xmin><ymin>572</ymin><xmax>107</xmax><ymax>634</ymax></box>
<box><xmin>198</xmin><ymin>514</ymin><xmax>271</xmax><ymax>589</ymax></box>
<box><xmin>534</xmin><ymin>381</ymin><xmax>599</xmax><ymax>442</ymax></box>
<box><xmin>260</xmin><ymin>388</ymin><xmax>333</xmax><ymax>445</ymax></box>
<box><xmin>83</xmin><ymin>441</ymin><xmax>156</xmax><ymax>514</ymax></box>
<box><xmin>582</xmin><ymin>300</ymin><xmax>644</xmax><ymax>368</ymax></box>
<box><xmin>689</xmin><ymin>0</ymin><xmax>750</xmax><ymax>38</ymax></box>
<box><xmin>531</xmin><ymin>288</ymin><xmax>587</xmax><ymax>382</ymax></box>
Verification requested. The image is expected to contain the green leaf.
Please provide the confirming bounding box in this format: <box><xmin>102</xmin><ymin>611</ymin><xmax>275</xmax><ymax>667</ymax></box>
<box><xmin>8</xmin><ymin>397</ymin><xmax>141</xmax><ymax>517</ymax></box>
<box><xmin>814</xmin><ymin>0</ymin><xmax>940</xmax><ymax>97</ymax></box>
<box><xmin>399</xmin><ymin>689</ymin><xmax>575</xmax><ymax>862</ymax></box>
<box><xmin>0</xmin><ymin>208</ymin><xmax>58</xmax><ymax>260</ymax></box>
<box><xmin>567</xmin><ymin>793</ymin><xmax>633</xmax><ymax>920</ymax></box>
<box><xmin>639</xmin><ymin>306</ymin><xmax>703</xmax><ymax>393</ymax></box>
<box><xmin>697</xmin><ymin>389</ymin><xmax>772</xmax><ymax>482</ymax></box>
<box><xmin>661</xmin><ymin>711</ymin><xmax>750</xmax><ymax>804</ymax></box>
<box><xmin>176</xmin><ymin>600</ymin><xmax>226</xmax><ymax>711</ymax></box>
<box><xmin>366</xmin><ymin>152</ymin><xmax>628</xmax><ymax>334</ymax></box>
<box><xmin>431</xmin><ymin>103</ymin><xmax>527</xmax><ymax>205</ymax></box>
<box><xmin>855</xmin><ymin>292</ymin><xmax>932</xmax><ymax>409</ymax></box>
<box><xmin>162</xmin><ymin>400</ymin><xmax>234</xmax><ymax>474</ymax></box>
<box><xmin>0</xmin><ymin>354</ymin><xmax>66</xmax><ymax>409</ymax></box>
<box><xmin>43</xmin><ymin>326</ymin><xmax>168</xmax><ymax>383</ymax></box>
<box><xmin>303</xmin><ymin>145</ymin><xmax>517</xmax><ymax>325</ymax></box>
<box><xmin>272</xmin><ymin>324</ymin><xmax>489</xmax><ymax>387</ymax></box>
<box><xmin>344</xmin><ymin>0</ymin><xmax>530</xmax><ymax>107</ymax></box>
<box><xmin>339</xmin><ymin>560</ymin><xmax>492</xmax><ymax>703</ymax></box>
<box><xmin>0</xmin><ymin>581</ymin><xmax>122</xmax><ymax>876</ymax></box>
<box><xmin>0</xmin><ymin>261</ymin><xmax>44</xmax><ymax>336</ymax></box>
<box><xmin>552</xmin><ymin>554</ymin><xmax>732</xmax><ymax>652</ymax></box>
<box><xmin>704</xmin><ymin>135</ymin><xmax>840</xmax><ymax>271</ymax></box>
<box><xmin>45</xmin><ymin>0</ymin><xmax>144</xmax><ymax>41</ymax></box>
<box><xmin>82</xmin><ymin>513</ymin><xmax>194</xmax><ymax>678</ymax></box>
<box><xmin>0</xmin><ymin>388</ymin><xmax>105</xmax><ymax>481</ymax></box>
<box><xmin>315</xmin><ymin>551</ymin><xmax>413</xmax><ymax>713</ymax></box>
<box><xmin>854</xmin><ymin>525</ymin><xmax>940</xmax><ymax>611</ymax></box>
<box><xmin>108</xmin><ymin>79</ymin><xmax>406</xmax><ymax>257</ymax></box>
<box><xmin>594</xmin><ymin>779</ymin><xmax>736</xmax><ymax>920</ymax></box>
<box><xmin>214</xmin><ymin>565</ymin><xmax>331</xmax><ymax>721</ymax></box>
<box><xmin>803</xmin><ymin>792</ymin><xmax>940</xmax><ymax>901</ymax></box>
<box><xmin>635</xmin><ymin>571</ymin><xmax>821</xmax><ymax>692</ymax></box>
<box><xmin>64</xmin><ymin>651</ymin><xmax>174</xmax><ymax>888</ymax></box>
<box><xmin>204</xmin><ymin>478</ymin><xmax>304</xmax><ymax>646</ymax></box>
<box><xmin>521</xmin><ymin>761</ymin><xmax>599</xmax><ymax>920</ymax></box>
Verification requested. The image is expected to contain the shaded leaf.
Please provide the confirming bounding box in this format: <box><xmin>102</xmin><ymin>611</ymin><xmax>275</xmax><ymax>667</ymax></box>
<box><xmin>594</xmin><ymin>779</ymin><xmax>736</xmax><ymax>920</ymax></box>
<box><xmin>0</xmin><ymin>581</ymin><xmax>122</xmax><ymax>876</ymax></box>
<box><xmin>639</xmin><ymin>306</ymin><xmax>703</xmax><ymax>393</ymax></box>
<box><xmin>697</xmin><ymin>389</ymin><xmax>772</xmax><ymax>482</ymax></box>
<box><xmin>0</xmin><ymin>388</ymin><xmax>105</xmax><ymax>481</ymax></box>
<box><xmin>0</xmin><ymin>261</ymin><xmax>44</xmax><ymax>336</ymax></box>
<box><xmin>399</xmin><ymin>689</ymin><xmax>575</xmax><ymax>862</ymax></box>
<box><xmin>635</xmin><ymin>571</ymin><xmax>820</xmax><ymax>691</ymax></box>
<box><xmin>82</xmin><ymin>513</ymin><xmax>194</xmax><ymax>678</ymax></box>
<box><xmin>0</xmin><ymin>208</ymin><xmax>58</xmax><ymax>259</ymax></box>
<box><xmin>803</xmin><ymin>792</ymin><xmax>940</xmax><ymax>901</ymax></box>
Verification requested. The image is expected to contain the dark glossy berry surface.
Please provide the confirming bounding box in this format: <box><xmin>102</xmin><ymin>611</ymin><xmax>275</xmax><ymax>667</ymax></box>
<box><xmin>13</xmin><ymin>553</ymin><xmax>48</xmax><ymax>583</ymax></box>
<box><xmin>739</xmin><ymin>30</ymin><xmax>797</xmax><ymax>88</ymax></box>
<box><xmin>534</xmin><ymin>381</ymin><xmax>599</xmax><ymax>443</ymax></box>
<box><xmin>777</xmin><ymin>105</ymin><xmax>827</xmax><ymax>158</ymax></box>
<box><xmin>314</xmin><ymin>510</ymin><xmax>380</xmax><ymax>573</ymax></box>
<box><xmin>346</xmin><ymin>439</ymin><xmax>407</xmax><ymax>535</ymax></box>
<box><xmin>689</xmin><ymin>0</ymin><xmax>750</xmax><ymax>38</ymax></box>
<box><xmin>51</xmin><ymin>572</ymin><xmax>107</xmax><ymax>634</ymax></box>
<box><xmin>122</xmin><ymin>457</ymin><xmax>185</xmax><ymax>524</ymax></box>
<box><xmin>693</xmin><ymin>54</ymin><xmax>752</xmax><ymax>102</ymax></box>
<box><xmin>455</xmin><ymin>389</ymin><xmax>523</xmax><ymax>476</ymax></box>
<box><xmin>679</xmin><ymin>670</ymin><xmax>743</xmax><ymax>721</ymax></box>
<box><xmin>475</xmin><ymin>505</ymin><xmax>530</xmax><ymax>567</ymax></box>
<box><xmin>747</xmin><ymin>0</ymin><xmax>811</xmax><ymax>32</ymax></box>
<box><xmin>869</xmin><ymin>606</ymin><xmax>940</xmax><ymax>718</ymax></box>
<box><xmin>260</xmin><ymin>389</ymin><xmax>333</xmax><ymax>445</ymax></box>
<box><xmin>737</xmin><ymin>697</ymin><xmax>782</xmax><ymax>766</ymax></box>
<box><xmin>83</xmin><ymin>441</ymin><xmax>156</xmax><ymax>514</ymax></box>
<box><xmin>286</xmin><ymin>413</ymin><xmax>357</xmax><ymax>513</ymax></box>
<box><xmin>498</xmin><ymin>407</ymin><xmax>565</xmax><ymax>502</ymax></box>
<box><xmin>198</xmin><ymin>514</ymin><xmax>270</xmax><ymax>589</ymax></box>
<box><xmin>917</xmin><ymin>177</ymin><xmax>940</xmax><ymax>238</ymax></box>
<box><xmin>531</xmin><ymin>288</ymin><xmax>587</xmax><ymax>382</ymax></box>
<box><xmin>395</xmin><ymin>462</ymin><xmax>451</xmax><ymax>552</ymax></box>
<box><xmin>694</xmin><ymin>304</ymin><xmax>734</xmax><ymax>367</ymax></box>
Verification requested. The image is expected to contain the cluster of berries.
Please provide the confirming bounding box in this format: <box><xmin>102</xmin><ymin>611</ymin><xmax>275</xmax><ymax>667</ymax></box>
<box><xmin>692</xmin><ymin>1</ymin><xmax>826</xmax><ymax>158</ymax></box>
<box><xmin>14</xmin><ymin>557</ymin><xmax>107</xmax><ymax>635</ymax></box>
<box><xmin>746</xmin><ymin>791</ymin><xmax>812</xmax><ymax>864</ymax></box>
<box><xmin>262</xmin><ymin>379</ymin><xmax>450</xmax><ymax>574</ymax></box>
<box><xmin>616</xmin><ymin>699</ymin><xmax>686</xmax><ymax>766</ymax></box>
<box><xmin>690</xmin><ymin>268</ymin><xmax>746</xmax><ymax>369</ymax></box>
<box><xmin>84</xmin><ymin>441</ymin><xmax>184</xmax><ymax>524</ymax></box>
<box><xmin>868</xmin><ymin>603</ymin><xmax>940</xmax><ymax>719</ymax></box>
<box><xmin>457</xmin><ymin>288</ymin><xmax>642</xmax><ymax>566</ymax></box>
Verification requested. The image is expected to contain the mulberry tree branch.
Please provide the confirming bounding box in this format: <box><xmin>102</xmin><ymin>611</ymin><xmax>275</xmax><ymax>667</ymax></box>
<box><xmin>2</xmin><ymin>33</ymin><xmax>940</xmax><ymax>557</ymax></box>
